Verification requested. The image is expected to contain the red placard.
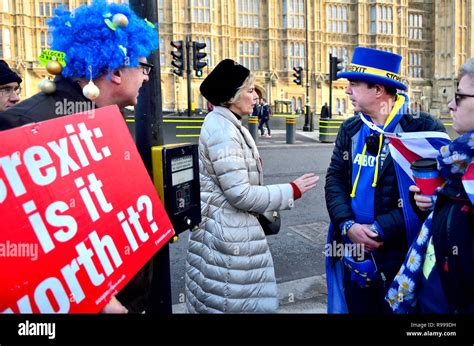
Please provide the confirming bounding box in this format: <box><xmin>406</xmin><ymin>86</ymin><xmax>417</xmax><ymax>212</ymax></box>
<box><xmin>0</xmin><ymin>105</ymin><xmax>174</xmax><ymax>313</ymax></box>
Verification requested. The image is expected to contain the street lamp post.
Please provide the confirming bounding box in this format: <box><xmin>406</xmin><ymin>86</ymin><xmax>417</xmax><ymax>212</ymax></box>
<box><xmin>303</xmin><ymin>0</ymin><xmax>312</xmax><ymax>131</ymax></box>
<box><xmin>129</xmin><ymin>0</ymin><xmax>171</xmax><ymax>315</ymax></box>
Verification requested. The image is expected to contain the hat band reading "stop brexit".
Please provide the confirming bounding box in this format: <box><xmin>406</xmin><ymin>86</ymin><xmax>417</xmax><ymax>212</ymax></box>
<box><xmin>346</xmin><ymin>63</ymin><xmax>406</xmax><ymax>83</ymax></box>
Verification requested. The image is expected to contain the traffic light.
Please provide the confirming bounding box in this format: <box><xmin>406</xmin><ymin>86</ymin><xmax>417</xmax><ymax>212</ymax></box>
<box><xmin>293</xmin><ymin>66</ymin><xmax>303</xmax><ymax>85</ymax></box>
<box><xmin>330</xmin><ymin>56</ymin><xmax>344</xmax><ymax>81</ymax></box>
<box><xmin>170</xmin><ymin>40</ymin><xmax>184</xmax><ymax>76</ymax></box>
<box><xmin>192</xmin><ymin>41</ymin><xmax>207</xmax><ymax>77</ymax></box>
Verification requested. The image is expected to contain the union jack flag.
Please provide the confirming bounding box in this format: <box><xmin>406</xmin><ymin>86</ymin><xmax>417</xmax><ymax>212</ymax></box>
<box><xmin>462</xmin><ymin>162</ymin><xmax>474</xmax><ymax>204</ymax></box>
<box><xmin>385</xmin><ymin>131</ymin><xmax>452</xmax><ymax>244</ymax></box>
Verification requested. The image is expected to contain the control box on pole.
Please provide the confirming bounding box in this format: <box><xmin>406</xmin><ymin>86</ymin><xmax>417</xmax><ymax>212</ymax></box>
<box><xmin>151</xmin><ymin>144</ymin><xmax>201</xmax><ymax>240</ymax></box>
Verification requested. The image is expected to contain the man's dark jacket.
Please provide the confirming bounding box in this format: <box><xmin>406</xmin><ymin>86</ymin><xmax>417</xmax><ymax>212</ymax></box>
<box><xmin>325</xmin><ymin>112</ymin><xmax>446</xmax><ymax>279</ymax></box>
<box><xmin>0</xmin><ymin>77</ymin><xmax>153</xmax><ymax>313</ymax></box>
<box><xmin>0</xmin><ymin>76</ymin><xmax>94</xmax><ymax>130</ymax></box>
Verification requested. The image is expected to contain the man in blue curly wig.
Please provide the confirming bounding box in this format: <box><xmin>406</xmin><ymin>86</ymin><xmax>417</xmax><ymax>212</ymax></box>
<box><xmin>0</xmin><ymin>0</ymin><xmax>157</xmax><ymax>130</ymax></box>
<box><xmin>0</xmin><ymin>0</ymin><xmax>158</xmax><ymax>314</ymax></box>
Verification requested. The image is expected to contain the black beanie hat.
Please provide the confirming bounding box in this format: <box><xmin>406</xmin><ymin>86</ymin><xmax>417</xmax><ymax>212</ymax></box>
<box><xmin>200</xmin><ymin>59</ymin><xmax>250</xmax><ymax>106</ymax></box>
<box><xmin>0</xmin><ymin>60</ymin><xmax>22</xmax><ymax>86</ymax></box>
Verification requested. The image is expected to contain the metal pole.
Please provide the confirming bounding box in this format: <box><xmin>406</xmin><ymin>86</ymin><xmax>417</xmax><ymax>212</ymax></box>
<box><xmin>329</xmin><ymin>53</ymin><xmax>333</xmax><ymax>119</ymax></box>
<box><xmin>186</xmin><ymin>35</ymin><xmax>192</xmax><ymax>117</ymax></box>
<box><xmin>303</xmin><ymin>0</ymin><xmax>310</xmax><ymax>131</ymax></box>
<box><xmin>129</xmin><ymin>0</ymin><xmax>171</xmax><ymax>315</ymax></box>
<box><xmin>305</xmin><ymin>0</ymin><xmax>312</xmax><ymax>131</ymax></box>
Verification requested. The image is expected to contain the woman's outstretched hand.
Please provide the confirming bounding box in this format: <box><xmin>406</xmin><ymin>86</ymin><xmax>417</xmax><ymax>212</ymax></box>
<box><xmin>293</xmin><ymin>173</ymin><xmax>319</xmax><ymax>194</ymax></box>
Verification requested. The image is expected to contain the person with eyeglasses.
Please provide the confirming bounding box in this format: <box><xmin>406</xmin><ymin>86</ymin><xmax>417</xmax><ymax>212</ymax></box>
<box><xmin>0</xmin><ymin>60</ymin><xmax>22</xmax><ymax>112</ymax></box>
<box><xmin>0</xmin><ymin>0</ymin><xmax>155</xmax><ymax>133</ymax></box>
<box><xmin>324</xmin><ymin>47</ymin><xmax>446</xmax><ymax>314</ymax></box>
<box><xmin>139</xmin><ymin>62</ymin><xmax>153</xmax><ymax>76</ymax></box>
<box><xmin>394</xmin><ymin>58</ymin><xmax>474</xmax><ymax>314</ymax></box>
<box><xmin>0</xmin><ymin>0</ymin><xmax>158</xmax><ymax>314</ymax></box>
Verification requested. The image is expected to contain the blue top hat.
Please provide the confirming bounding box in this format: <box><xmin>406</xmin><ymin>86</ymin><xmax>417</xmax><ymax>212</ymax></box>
<box><xmin>337</xmin><ymin>47</ymin><xmax>407</xmax><ymax>91</ymax></box>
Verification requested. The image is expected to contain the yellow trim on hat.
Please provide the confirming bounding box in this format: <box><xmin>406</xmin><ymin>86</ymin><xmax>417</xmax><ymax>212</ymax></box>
<box><xmin>347</xmin><ymin>63</ymin><xmax>404</xmax><ymax>83</ymax></box>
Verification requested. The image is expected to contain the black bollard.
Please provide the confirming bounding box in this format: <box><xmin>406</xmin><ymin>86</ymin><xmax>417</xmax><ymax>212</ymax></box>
<box><xmin>248</xmin><ymin>116</ymin><xmax>259</xmax><ymax>144</ymax></box>
<box><xmin>286</xmin><ymin>115</ymin><xmax>297</xmax><ymax>144</ymax></box>
<box><xmin>319</xmin><ymin>118</ymin><xmax>344</xmax><ymax>143</ymax></box>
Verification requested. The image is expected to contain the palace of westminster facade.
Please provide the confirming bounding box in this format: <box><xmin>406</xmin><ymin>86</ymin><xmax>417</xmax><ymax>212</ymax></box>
<box><xmin>1</xmin><ymin>0</ymin><xmax>472</xmax><ymax>117</ymax></box>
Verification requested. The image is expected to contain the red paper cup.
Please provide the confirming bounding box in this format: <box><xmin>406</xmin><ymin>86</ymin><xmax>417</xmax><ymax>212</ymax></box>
<box><xmin>411</xmin><ymin>158</ymin><xmax>444</xmax><ymax>196</ymax></box>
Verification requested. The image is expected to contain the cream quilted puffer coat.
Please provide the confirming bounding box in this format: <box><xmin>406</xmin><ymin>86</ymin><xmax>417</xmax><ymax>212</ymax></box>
<box><xmin>185</xmin><ymin>106</ymin><xmax>295</xmax><ymax>313</ymax></box>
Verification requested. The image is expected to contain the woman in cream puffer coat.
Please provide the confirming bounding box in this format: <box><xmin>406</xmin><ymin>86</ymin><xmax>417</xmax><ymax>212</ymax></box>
<box><xmin>184</xmin><ymin>59</ymin><xmax>318</xmax><ymax>313</ymax></box>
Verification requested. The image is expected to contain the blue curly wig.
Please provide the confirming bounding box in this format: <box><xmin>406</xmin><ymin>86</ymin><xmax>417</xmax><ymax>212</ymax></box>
<box><xmin>47</xmin><ymin>0</ymin><xmax>158</xmax><ymax>79</ymax></box>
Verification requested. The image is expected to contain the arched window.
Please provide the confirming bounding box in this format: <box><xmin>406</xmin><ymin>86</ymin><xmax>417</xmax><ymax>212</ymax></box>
<box><xmin>255</xmin><ymin>42</ymin><xmax>260</xmax><ymax>70</ymax></box>
<box><xmin>239</xmin><ymin>41</ymin><xmax>259</xmax><ymax>70</ymax></box>
<box><xmin>342</xmin><ymin>6</ymin><xmax>348</xmax><ymax>32</ymax></box>
<box><xmin>206</xmin><ymin>37</ymin><xmax>212</xmax><ymax>67</ymax></box>
<box><xmin>3</xmin><ymin>28</ymin><xmax>11</xmax><ymax>59</ymax></box>
<box><xmin>238</xmin><ymin>0</ymin><xmax>259</xmax><ymax>28</ymax></box>
<box><xmin>159</xmin><ymin>38</ymin><xmax>165</xmax><ymax>66</ymax></box>
<box><xmin>326</xmin><ymin>6</ymin><xmax>331</xmax><ymax>32</ymax></box>
<box><xmin>300</xmin><ymin>43</ymin><xmax>305</xmax><ymax>68</ymax></box>
<box><xmin>158</xmin><ymin>0</ymin><xmax>165</xmax><ymax>23</ymax></box>
<box><xmin>387</xmin><ymin>7</ymin><xmax>392</xmax><ymax>34</ymax></box>
<box><xmin>299</xmin><ymin>0</ymin><xmax>304</xmax><ymax>28</ymax></box>
<box><xmin>370</xmin><ymin>6</ymin><xmax>376</xmax><ymax>33</ymax></box>
<box><xmin>291</xmin><ymin>97</ymin><xmax>296</xmax><ymax>113</ymax></box>
<box><xmin>290</xmin><ymin>43</ymin><xmax>295</xmax><ymax>67</ymax></box>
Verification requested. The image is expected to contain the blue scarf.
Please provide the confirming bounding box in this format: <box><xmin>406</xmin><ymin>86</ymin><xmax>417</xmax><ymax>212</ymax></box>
<box><xmin>350</xmin><ymin>94</ymin><xmax>409</xmax><ymax>223</ymax></box>
<box><xmin>386</xmin><ymin>130</ymin><xmax>474</xmax><ymax>313</ymax></box>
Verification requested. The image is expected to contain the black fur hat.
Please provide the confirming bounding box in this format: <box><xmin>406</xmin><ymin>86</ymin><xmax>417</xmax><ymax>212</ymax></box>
<box><xmin>200</xmin><ymin>59</ymin><xmax>250</xmax><ymax>106</ymax></box>
<box><xmin>0</xmin><ymin>60</ymin><xmax>22</xmax><ymax>86</ymax></box>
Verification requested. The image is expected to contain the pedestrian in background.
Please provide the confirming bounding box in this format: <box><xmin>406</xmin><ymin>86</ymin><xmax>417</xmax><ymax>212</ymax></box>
<box><xmin>325</xmin><ymin>47</ymin><xmax>445</xmax><ymax>314</ymax></box>
<box><xmin>252</xmin><ymin>96</ymin><xmax>261</xmax><ymax>117</ymax></box>
<box><xmin>258</xmin><ymin>98</ymin><xmax>271</xmax><ymax>137</ymax></box>
<box><xmin>185</xmin><ymin>59</ymin><xmax>319</xmax><ymax>313</ymax></box>
<box><xmin>0</xmin><ymin>0</ymin><xmax>158</xmax><ymax>313</ymax></box>
<box><xmin>320</xmin><ymin>102</ymin><xmax>330</xmax><ymax>119</ymax></box>
<box><xmin>388</xmin><ymin>58</ymin><xmax>474</xmax><ymax>314</ymax></box>
<box><xmin>0</xmin><ymin>60</ymin><xmax>22</xmax><ymax>112</ymax></box>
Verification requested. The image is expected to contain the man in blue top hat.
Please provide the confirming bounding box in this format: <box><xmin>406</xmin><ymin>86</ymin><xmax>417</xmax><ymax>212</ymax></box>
<box><xmin>324</xmin><ymin>47</ymin><xmax>446</xmax><ymax>313</ymax></box>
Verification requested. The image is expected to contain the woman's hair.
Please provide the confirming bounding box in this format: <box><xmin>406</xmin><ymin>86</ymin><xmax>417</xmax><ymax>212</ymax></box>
<box><xmin>222</xmin><ymin>73</ymin><xmax>256</xmax><ymax>107</ymax></box>
<box><xmin>459</xmin><ymin>58</ymin><xmax>474</xmax><ymax>84</ymax></box>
